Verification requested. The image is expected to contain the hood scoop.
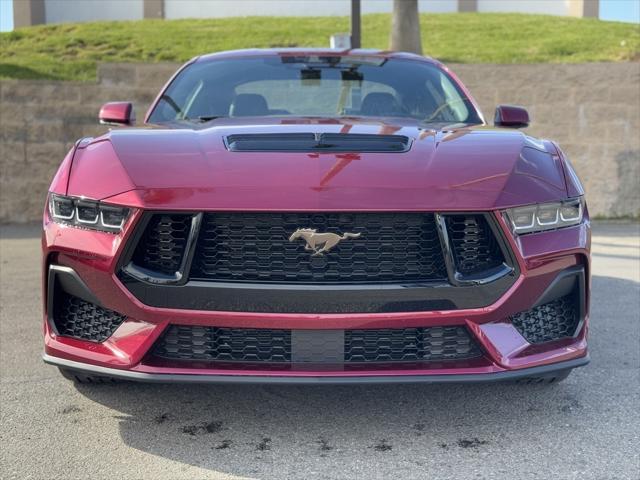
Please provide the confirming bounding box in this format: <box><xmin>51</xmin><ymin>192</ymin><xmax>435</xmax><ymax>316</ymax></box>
<box><xmin>225</xmin><ymin>133</ymin><xmax>411</xmax><ymax>153</ymax></box>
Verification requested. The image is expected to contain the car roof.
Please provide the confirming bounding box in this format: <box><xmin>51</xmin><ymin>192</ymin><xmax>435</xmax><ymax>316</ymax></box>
<box><xmin>195</xmin><ymin>48</ymin><xmax>441</xmax><ymax>65</ymax></box>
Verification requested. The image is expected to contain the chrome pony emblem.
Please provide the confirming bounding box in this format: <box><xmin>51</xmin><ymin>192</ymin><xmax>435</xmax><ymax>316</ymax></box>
<box><xmin>289</xmin><ymin>228</ymin><xmax>361</xmax><ymax>256</ymax></box>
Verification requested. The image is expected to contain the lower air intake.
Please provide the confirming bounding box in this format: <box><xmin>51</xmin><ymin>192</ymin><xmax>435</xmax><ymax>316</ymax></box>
<box><xmin>155</xmin><ymin>326</ymin><xmax>292</xmax><ymax>362</ymax></box>
<box><xmin>53</xmin><ymin>292</ymin><xmax>126</xmax><ymax>343</ymax></box>
<box><xmin>510</xmin><ymin>293</ymin><xmax>580</xmax><ymax>344</ymax></box>
<box><xmin>344</xmin><ymin>327</ymin><xmax>482</xmax><ymax>362</ymax></box>
<box><xmin>152</xmin><ymin>325</ymin><xmax>482</xmax><ymax>364</ymax></box>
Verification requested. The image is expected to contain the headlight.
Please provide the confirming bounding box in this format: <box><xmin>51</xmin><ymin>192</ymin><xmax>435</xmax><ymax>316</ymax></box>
<box><xmin>48</xmin><ymin>193</ymin><xmax>130</xmax><ymax>233</ymax></box>
<box><xmin>504</xmin><ymin>198</ymin><xmax>584</xmax><ymax>235</ymax></box>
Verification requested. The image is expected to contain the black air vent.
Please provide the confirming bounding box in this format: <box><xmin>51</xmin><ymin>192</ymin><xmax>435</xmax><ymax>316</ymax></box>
<box><xmin>445</xmin><ymin>214</ymin><xmax>505</xmax><ymax>275</ymax></box>
<box><xmin>131</xmin><ymin>214</ymin><xmax>193</xmax><ymax>275</ymax></box>
<box><xmin>53</xmin><ymin>292</ymin><xmax>126</xmax><ymax>343</ymax></box>
<box><xmin>344</xmin><ymin>327</ymin><xmax>482</xmax><ymax>363</ymax></box>
<box><xmin>154</xmin><ymin>326</ymin><xmax>292</xmax><ymax>363</ymax></box>
<box><xmin>511</xmin><ymin>292</ymin><xmax>580</xmax><ymax>344</ymax></box>
<box><xmin>225</xmin><ymin>133</ymin><xmax>411</xmax><ymax>153</ymax></box>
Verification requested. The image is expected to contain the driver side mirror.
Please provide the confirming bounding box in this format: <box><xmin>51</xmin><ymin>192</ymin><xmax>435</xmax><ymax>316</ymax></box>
<box><xmin>494</xmin><ymin>105</ymin><xmax>529</xmax><ymax>129</ymax></box>
<box><xmin>99</xmin><ymin>102</ymin><xmax>135</xmax><ymax>126</ymax></box>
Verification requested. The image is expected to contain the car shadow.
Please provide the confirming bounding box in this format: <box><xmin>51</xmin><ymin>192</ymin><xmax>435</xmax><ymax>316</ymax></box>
<box><xmin>70</xmin><ymin>274</ymin><xmax>638</xmax><ymax>479</ymax></box>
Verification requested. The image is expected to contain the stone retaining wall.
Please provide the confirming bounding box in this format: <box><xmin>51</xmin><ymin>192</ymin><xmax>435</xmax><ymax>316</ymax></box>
<box><xmin>1</xmin><ymin>62</ymin><xmax>638</xmax><ymax>222</ymax></box>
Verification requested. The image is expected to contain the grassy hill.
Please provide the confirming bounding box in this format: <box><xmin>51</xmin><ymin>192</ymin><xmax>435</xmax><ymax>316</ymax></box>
<box><xmin>1</xmin><ymin>13</ymin><xmax>638</xmax><ymax>81</ymax></box>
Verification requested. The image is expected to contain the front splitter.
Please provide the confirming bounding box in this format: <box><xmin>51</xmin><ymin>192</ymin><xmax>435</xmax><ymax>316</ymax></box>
<box><xmin>43</xmin><ymin>353</ymin><xmax>589</xmax><ymax>385</ymax></box>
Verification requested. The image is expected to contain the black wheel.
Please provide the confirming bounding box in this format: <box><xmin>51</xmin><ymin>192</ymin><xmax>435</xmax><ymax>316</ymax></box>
<box><xmin>58</xmin><ymin>367</ymin><xmax>119</xmax><ymax>385</ymax></box>
<box><xmin>516</xmin><ymin>368</ymin><xmax>572</xmax><ymax>385</ymax></box>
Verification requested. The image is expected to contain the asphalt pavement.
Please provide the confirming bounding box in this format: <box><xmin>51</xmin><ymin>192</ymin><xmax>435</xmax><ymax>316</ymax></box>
<box><xmin>1</xmin><ymin>222</ymin><xmax>639</xmax><ymax>480</ymax></box>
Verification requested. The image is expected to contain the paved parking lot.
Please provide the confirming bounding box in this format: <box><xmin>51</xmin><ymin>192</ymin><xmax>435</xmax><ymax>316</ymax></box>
<box><xmin>1</xmin><ymin>223</ymin><xmax>639</xmax><ymax>480</ymax></box>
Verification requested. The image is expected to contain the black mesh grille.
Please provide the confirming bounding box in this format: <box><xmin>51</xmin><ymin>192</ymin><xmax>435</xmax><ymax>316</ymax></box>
<box><xmin>131</xmin><ymin>214</ymin><xmax>192</xmax><ymax>275</ymax></box>
<box><xmin>152</xmin><ymin>325</ymin><xmax>481</xmax><ymax>364</ymax></box>
<box><xmin>53</xmin><ymin>292</ymin><xmax>126</xmax><ymax>343</ymax></box>
<box><xmin>511</xmin><ymin>294</ymin><xmax>580</xmax><ymax>344</ymax></box>
<box><xmin>344</xmin><ymin>327</ymin><xmax>481</xmax><ymax>362</ymax></box>
<box><xmin>191</xmin><ymin>212</ymin><xmax>447</xmax><ymax>283</ymax></box>
<box><xmin>154</xmin><ymin>326</ymin><xmax>292</xmax><ymax>362</ymax></box>
<box><xmin>446</xmin><ymin>215</ymin><xmax>505</xmax><ymax>275</ymax></box>
<box><xmin>128</xmin><ymin>212</ymin><xmax>508</xmax><ymax>286</ymax></box>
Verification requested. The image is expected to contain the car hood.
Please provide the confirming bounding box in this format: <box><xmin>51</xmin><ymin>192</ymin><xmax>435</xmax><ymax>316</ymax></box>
<box><xmin>67</xmin><ymin>118</ymin><xmax>568</xmax><ymax>211</ymax></box>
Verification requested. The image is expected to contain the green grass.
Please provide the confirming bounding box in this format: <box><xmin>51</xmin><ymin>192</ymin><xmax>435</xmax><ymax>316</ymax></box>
<box><xmin>1</xmin><ymin>13</ymin><xmax>638</xmax><ymax>81</ymax></box>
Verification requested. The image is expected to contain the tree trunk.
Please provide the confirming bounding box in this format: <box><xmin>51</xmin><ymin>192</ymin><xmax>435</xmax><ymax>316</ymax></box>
<box><xmin>389</xmin><ymin>0</ymin><xmax>423</xmax><ymax>55</ymax></box>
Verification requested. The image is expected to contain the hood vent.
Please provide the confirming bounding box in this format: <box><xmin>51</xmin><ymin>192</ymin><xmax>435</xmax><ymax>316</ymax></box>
<box><xmin>225</xmin><ymin>133</ymin><xmax>411</xmax><ymax>153</ymax></box>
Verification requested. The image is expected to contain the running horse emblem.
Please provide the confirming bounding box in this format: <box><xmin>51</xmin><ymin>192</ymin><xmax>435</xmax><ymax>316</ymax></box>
<box><xmin>288</xmin><ymin>228</ymin><xmax>361</xmax><ymax>256</ymax></box>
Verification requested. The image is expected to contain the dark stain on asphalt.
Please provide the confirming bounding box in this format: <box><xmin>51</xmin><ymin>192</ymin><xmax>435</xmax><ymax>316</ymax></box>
<box><xmin>439</xmin><ymin>443</ymin><xmax>449</xmax><ymax>450</ymax></box>
<box><xmin>181</xmin><ymin>420</ymin><xmax>224</xmax><ymax>436</ymax></box>
<box><xmin>154</xmin><ymin>413</ymin><xmax>170</xmax><ymax>424</ymax></box>
<box><xmin>256</xmin><ymin>437</ymin><xmax>272</xmax><ymax>451</ymax></box>
<box><xmin>413</xmin><ymin>423</ymin><xmax>426</xmax><ymax>436</ymax></box>
<box><xmin>560</xmin><ymin>395</ymin><xmax>584</xmax><ymax>413</ymax></box>
<box><xmin>373</xmin><ymin>440</ymin><xmax>393</xmax><ymax>452</ymax></box>
<box><xmin>214</xmin><ymin>439</ymin><xmax>232</xmax><ymax>450</ymax></box>
<box><xmin>204</xmin><ymin>421</ymin><xmax>223</xmax><ymax>433</ymax></box>
<box><xmin>182</xmin><ymin>425</ymin><xmax>200</xmax><ymax>436</ymax></box>
<box><xmin>317</xmin><ymin>437</ymin><xmax>333</xmax><ymax>452</ymax></box>
<box><xmin>457</xmin><ymin>438</ymin><xmax>488</xmax><ymax>449</ymax></box>
<box><xmin>60</xmin><ymin>405</ymin><xmax>82</xmax><ymax>414</ymax></box>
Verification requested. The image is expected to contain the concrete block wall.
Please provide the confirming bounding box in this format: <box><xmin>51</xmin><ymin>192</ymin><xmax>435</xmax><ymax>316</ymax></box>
<box><xmin>451</xmin><ymin>62</ymin><xmax>640</xmax><ymax>218</ymax></box>
<box><xmin>0</xmin><ymin>64</ymin><xmax>177</xmax><ymax>222</ymax></box>
<box><xmin>1</xmin><ymin>62</ymin><xmax>638</xmax><ymax>222</ymax></box>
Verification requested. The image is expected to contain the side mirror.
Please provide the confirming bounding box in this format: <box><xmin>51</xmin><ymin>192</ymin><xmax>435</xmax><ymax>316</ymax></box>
<box><xmin>494</xmin><ymin>105</ymin><xmax>529</xmax><ymax>129</ymax></box>
<box><xmin>99</xmin><ymin>102</ymin><xmax>135</xmax><ymax>126</ymax></box>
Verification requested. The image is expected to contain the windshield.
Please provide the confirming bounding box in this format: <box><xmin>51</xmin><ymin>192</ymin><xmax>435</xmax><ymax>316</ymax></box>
<box><xmin>148</xmin><ymin>55</ymin><xmax>483</xmax><ymax>126</ymax></box>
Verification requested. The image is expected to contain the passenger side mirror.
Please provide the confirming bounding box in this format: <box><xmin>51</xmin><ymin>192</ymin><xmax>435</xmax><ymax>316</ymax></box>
<box><xmin>99</xmin><ymin>102</ymin><xmax>135</xmax><ymax>126</ymax></box>
<box><xmin>494</xmin><ymin>105</ymin><xmax>529</xmax><ymax>129</ymax></box>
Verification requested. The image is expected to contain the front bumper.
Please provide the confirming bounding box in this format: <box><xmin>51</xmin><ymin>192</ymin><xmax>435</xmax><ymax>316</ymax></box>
<box><xmin>44</xmin><ymin>353</ymin><xmax>589</xmax><ymax>384</ymax></box>
<box><xmin>42</xmin><ymin>211</ymin><xmax>591</xmax><ymax>383</ymax></box>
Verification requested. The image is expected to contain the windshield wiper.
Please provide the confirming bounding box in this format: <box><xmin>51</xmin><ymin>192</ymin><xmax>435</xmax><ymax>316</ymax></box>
<box><xmin>160</xmin><ymin>94</ymin><xmax>183</xmax><ymax>115</ymax></box>
<box><xmin>420</xmin><ymin>121</ymin><xmax>481</xmax><ymax>128</ymax></box>
<box><xmin>183</xmin><ymin>115</ymin><xmax>227</xmax><ymax>123</ymax></box>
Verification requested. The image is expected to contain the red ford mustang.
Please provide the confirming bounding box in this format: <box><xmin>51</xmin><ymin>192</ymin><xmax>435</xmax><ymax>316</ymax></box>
<box><xmin>43</xmin><ymin>49</ymin><xmax>590</xmax><ymax>384</ymax></box>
